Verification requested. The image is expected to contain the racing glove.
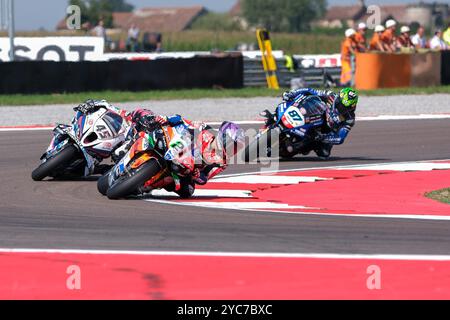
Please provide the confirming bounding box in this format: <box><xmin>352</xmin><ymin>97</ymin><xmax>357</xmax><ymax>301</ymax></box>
<box><xmin>154</xmin><ymin>115</ymin><xmax>168</xmax><ymax>125</ymax></box>
<box><xmin>260</xmin><ymin>109</ymin><xmax>275</xmax><ymax>126</ymax></box>
<box><xmin>74</xmin><ymin>99</ymin><xmax>98</xmax><ymax>114</ymax></box>
<box><xmin>282</xmin><ymin>91</ymin><xmax>296</xmax><ymax>102</ymax></box>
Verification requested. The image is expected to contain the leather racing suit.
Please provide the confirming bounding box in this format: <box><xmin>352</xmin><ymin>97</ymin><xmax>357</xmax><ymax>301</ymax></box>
<box><xmin>282</xmin><ymin>88</ymin><xmax>356</xmax><ymax>158</ymax></box>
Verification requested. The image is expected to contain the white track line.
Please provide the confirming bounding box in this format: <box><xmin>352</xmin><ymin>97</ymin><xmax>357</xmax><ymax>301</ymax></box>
<box><xmin>212</xmin><ymin>175</ymin><xmax>329</xmax><ymax>184</ymax></box>
<box><xmin>0</xmin><ymin>114</ymin><xmax>449</xmax><ymax>132</ymax></box>
<box><xmin>160</xmin><ymin>201</ymin><xmax>315</xmax><ymax>210</ymax></box>
<box><xmin>146</xmin><ymin>198</ymin><xmax>450</xmax><ymax>221</ymax></box>
<box><xmin>217</xmin><ymin>159</ymin><xmax>450</xmax><ymax>178</ymax></box>
<box><xmin>149</xmin><ymin>189</ymin><xmax>252</xmax><ymax>198</ymax></box>
<box><xmin>1</xmin><ymin>248</ymin><xmax>450</xmax><ymax>260</ymax></box>
<box><xmin>0</xmin><ymin>126</ymin><xmax>53</xmax><ymax>132</ymax></box>
<box><xmin>340</xmin><ymin>162</ymin><xmax>450</xmax><ymax>171</ymax></box>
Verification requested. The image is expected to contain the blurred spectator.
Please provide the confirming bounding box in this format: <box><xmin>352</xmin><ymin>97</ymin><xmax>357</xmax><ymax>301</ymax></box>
<box><xmin>381</xmin><ymin>19</ymin><xmax>397</xmax><ymax>52</ymax></box>
<box><xmin>444</xmin><ymin>22</ymin><xmax>450</xmax><ymax>46</ymax></box>
<box><xmin>142</xmin><ymin>32</ymin><xmax>162</xmax><ymax>52</ymax></box>
<box><xmin>369</xmin><ymin>25</ymin><xmax>386</xmax><ymax>51</ymax></box>
<box><xmin>81</xmin><ymin>22</ymin><xmax>92</xmax><ymax>35</ymax></box>
<box><xmin>429</xmin><ymin>29</ymin><xmax>449</xmax><ymax>50</ymax></box>
<box><xmin>127</xmin><ymin>24</ymin><xmax>140</xmax><ymax>52</ymax></box>
<box><xmin>411</xmin><ymin>26</ymin><xmax>427</xmax><ymax>49</ymax></box>
<box><xmin>92</xmin><ymin>19</ymin><xmax>111</xmax><ymax>49</ymax></box>
<box><xmin>340</xmin><ymin>28</ymin><xmax>357</xmax><ymax>87</ymax></box>
<box><xmin>397</xmin><ymin>26</ymin><xmax>415</xmax><ymax>50</ymax></box>
<box><xmin>354</xmin><ymin>22</ymin><xmax>367</xmax><ymax>52</ymax></box>
<box><xmin>92</xmin><ymin>19</ymin><xmax>106</xmax><ymax>39</ymax></box>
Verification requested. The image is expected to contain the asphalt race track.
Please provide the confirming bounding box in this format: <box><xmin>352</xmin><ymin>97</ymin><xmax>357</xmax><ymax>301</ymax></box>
<box><xmin>1</xmin><ymin>119</ymin><xmax>450</xmax><ymax>255</ymax></box>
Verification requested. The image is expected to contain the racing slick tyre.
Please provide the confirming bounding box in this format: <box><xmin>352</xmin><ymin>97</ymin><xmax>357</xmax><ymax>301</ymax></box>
<box><xmin>97</xmin><ymin>170</ymin><xmax>111</xmax><ymax>196</ymax></box>
<box><xmin>31</xmin><ymin>144</ymin><xmax>79</xmax><ymax>181</ymax></box>
<box><xmin>106</xmin><ymin>159</ymin><xmax>161</xmax><ymax>200</ymax></box>
<box><xmin>279</xmin><ymin>150</ymin><xmax>297</xmax><ymax>159</ymax></box>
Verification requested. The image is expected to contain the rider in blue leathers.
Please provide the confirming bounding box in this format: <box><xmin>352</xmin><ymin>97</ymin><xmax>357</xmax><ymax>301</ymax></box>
<box><xmin>279</xmin><ymin>87</ymin><xmax>358</xmax><ymax>158</ymax></box>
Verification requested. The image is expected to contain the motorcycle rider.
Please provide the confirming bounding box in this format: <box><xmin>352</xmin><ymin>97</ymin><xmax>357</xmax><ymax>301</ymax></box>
<box><xmin>72</xmin><ymin>99</ymin><xmax>137</xmax><ymax>173</ymax></box>
<box><xmin>74</xmin><ymin>98</ymin><xmax>131</xmax><ymax>121</ymax></box>
<box><xmin>76</xmin><ymin>100</ymin><xmax>245</xmax><ymax>197</ymax></box>
<box><xmin>111</xmin><ymin>108</ymin><xmax>245</xmax><ymax>197</ymax></box>
<box><xmin>263</xmin><ymin>87</ymin><xmax>358</xmax><ymax>159</ymax></box>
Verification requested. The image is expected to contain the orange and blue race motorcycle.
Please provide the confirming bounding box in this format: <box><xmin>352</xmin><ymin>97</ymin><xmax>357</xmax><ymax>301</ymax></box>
<box><xmin>98</xmin><ymin>122</ymin><xmax>195</xmax><ymax>199</ymax></box>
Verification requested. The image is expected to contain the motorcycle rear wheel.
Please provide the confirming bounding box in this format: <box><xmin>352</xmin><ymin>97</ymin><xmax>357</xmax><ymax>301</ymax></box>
<box><xmin>106</xmin><ymin>159</ymin><xmax>161</xmax><ymax>199</ymax></box>
<box><xmin>31</xmin><ymin>144</ymin><xmax>79</xmax><ymax>181</ymax></box>
<box><xmin>97</xmin><ymin>170</ymin><xmax>111</xmax><ymax>195</ymax></box>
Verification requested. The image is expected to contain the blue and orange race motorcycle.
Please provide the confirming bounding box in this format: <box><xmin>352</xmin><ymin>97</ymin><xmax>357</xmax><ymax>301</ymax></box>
<box><xmin>244</xmin><ymin>94</ymin><xmax>328</xmax><ymax>161</ymax></box>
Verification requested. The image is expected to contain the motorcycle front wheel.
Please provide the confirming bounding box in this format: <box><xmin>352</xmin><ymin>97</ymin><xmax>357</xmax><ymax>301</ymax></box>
<box><xmin>242</xmin><ymin>128</ymin><xmax>280</xmax><ymax>163</ymax></box>
<box><xmin>31</xmin><ymin>144</ymin><xmax>80</xmax><ymax>181</ymax></box>
<box><xmin>106</xmin><ymin>159</ymin><xmax>161</xmax><ymax>200</ymax></box>
<box><xmin>97</xmin><ymin>170</ymin><xmax>111</xmax><ymax>195</ymax></box>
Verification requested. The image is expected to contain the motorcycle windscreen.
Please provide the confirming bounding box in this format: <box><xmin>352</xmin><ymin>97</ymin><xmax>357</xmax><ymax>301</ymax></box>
<box><xmin>102</xmin><ymin>111</ymin><xmax>124</xmax><ymax>136</ymax></box>
<box><xmin>297</xmin><ymin>96</ymin><xmax>327</xmax><ymax>116</ymax></box>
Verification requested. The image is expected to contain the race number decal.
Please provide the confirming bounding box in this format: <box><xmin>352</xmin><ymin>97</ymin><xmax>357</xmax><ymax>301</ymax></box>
<box><xmin>282</xmin><ymin>106</ymin><xmax>305</xmax><ymax>128</ymax></box>
<box><xmin>95</xmin><ymin>125</ymin><xmax>111</xmax><ymax>139</ymax></box>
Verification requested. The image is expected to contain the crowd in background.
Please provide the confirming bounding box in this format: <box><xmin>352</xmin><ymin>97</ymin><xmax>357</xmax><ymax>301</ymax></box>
<box><xmin>340</xmin><ymin>20</ymin><xmax>450</xmax><ymax>86</ymax></box>
<box><xmin>88</xmin><ymin>18</ymin><xmax>162</xmax><ymax>52</ymax></box>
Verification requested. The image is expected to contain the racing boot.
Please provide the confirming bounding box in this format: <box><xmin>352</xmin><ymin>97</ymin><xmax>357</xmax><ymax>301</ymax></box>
<box><xmin>176</xmin><ymin>179</ymin><xmax>195</xmax><ymax>199</ymax></box>
<box><xmin>314</xmin><ymin>143</ymin><xmax>333</xmax><ymax>160</ymax></box>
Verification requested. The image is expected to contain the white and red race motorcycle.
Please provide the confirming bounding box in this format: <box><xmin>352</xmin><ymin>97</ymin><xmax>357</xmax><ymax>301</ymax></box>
<box><xmin>31</xmin><ymin>108</ymin><xmax>131</xmax><ymax>181</ymax></box>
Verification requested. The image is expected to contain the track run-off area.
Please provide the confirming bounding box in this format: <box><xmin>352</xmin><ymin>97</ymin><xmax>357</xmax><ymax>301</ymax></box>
<box><xmin>0</xmin><ymin>116</ymin><xmax>449</xmax><ymax>299</ymax></box>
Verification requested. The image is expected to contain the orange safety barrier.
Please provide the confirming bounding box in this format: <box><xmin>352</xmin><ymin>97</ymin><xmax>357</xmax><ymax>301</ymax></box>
<box><xmin>355</xmin><ymin>53</ymin><xmax>411</xmax><ymax>90</ymax></box>
<box><xmin>355</xmin><ymin>52</ymin><xmax>443</xmax><ymax>89</ymax></box>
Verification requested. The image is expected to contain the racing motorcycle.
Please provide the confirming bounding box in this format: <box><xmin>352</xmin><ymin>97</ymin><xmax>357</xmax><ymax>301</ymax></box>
<box><xmin>97</xmin><ymin>121</ymin><xmax>195</xmax><ymax>200</ymax></box>
<box><xmin>244</xmin><ymin>94</ymin><xmax>328</xmax><ymax>162</ymax></box>
<box><xmin>31</xmin><ymin>108</ymin><xmax>130</xmax><ymax>181</ymax></box>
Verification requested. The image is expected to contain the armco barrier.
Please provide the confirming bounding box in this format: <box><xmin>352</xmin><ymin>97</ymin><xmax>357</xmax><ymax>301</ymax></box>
<box><xmin>244</xmin><ymin>58</ymin><xmax>341</xmax><ymax>87</ymax></box>
<box><xmin>0</xmin><ymin>56</ymin><xmax>243</xmax><ymax>94</ymax></box>
<box><xmin>355</xmin><ymin>51</ymin><xmax>444</xmax><ymax>90</ymax></box>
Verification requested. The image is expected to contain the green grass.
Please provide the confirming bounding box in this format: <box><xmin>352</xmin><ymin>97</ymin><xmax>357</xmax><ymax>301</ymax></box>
<box><xmin>0</xmin><ymin>30</ymin><xmax>343</xmax><ymax>55</ymax></box>
<box><xmin>1</xmin><ymin>86</ymin><xmax>449</xmax><ymax>106</ymax></box>
<box><xmin>0</xmin><ymin>88</ymin><xmax>283</xmax><ymax>106</ymax></box>
<box><xmin>426</xmin><ymin>188</ymin><xmax>450</xmax><ymax>204</ymax></box>
<box><xmin>162</xmin><ymin>31</ymin><xmax>342</xmax><ymax>54</ymax></box>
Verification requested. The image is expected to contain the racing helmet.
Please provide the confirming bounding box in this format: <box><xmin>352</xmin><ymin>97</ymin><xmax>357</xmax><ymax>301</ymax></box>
<box><xmin>336</xmin><ymin>87</ymin><xmax>358</xmax><ymax>116</ymax></box>
<box><xmin>216</xmin><ymin>121</ymin><xmax>245</xmax><ymax>160</ymax></box>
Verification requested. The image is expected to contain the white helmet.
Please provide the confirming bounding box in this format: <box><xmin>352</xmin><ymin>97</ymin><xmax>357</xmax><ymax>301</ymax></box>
<box><xmin>358</xmin><ymin>22</ymin><xmax>367</xmax><ymax>30</ymax></box>
<box><xmin>345</xmin><ymin>28</ymin><xmax>356</xmax><ymax>38</ymax></box>
<box><xmin>374</xmin><ymin>25</ymin><xmax>385</xmax><ymax>33</ymax></box>
<box><xmin>386</xmin><ymin>19</ymin><xmax>397</xmax><ymax>28</ymax></box>
<box><xmin>400</xmin><ymin>26</ymin><xmax>410</xmax><ymax>33</ymax></box>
